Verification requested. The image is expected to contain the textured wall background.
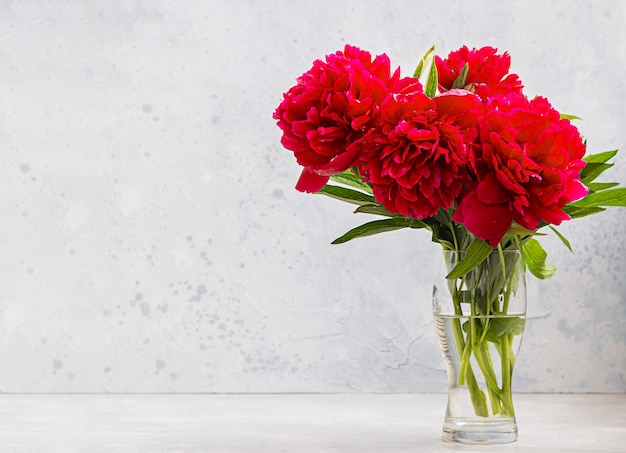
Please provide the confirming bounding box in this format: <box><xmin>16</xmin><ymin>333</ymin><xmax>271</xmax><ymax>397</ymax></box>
<box><xmin>0</xmin><ymin>0</ymin><xmax>624</xmax><ymax>393</ymax></box>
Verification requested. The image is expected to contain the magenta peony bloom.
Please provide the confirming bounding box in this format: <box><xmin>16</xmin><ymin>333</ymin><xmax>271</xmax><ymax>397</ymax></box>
<box><xmin>435</xmin><ymin>46</ymin><xmax>524</xmax><ymax>101</ymax></box>
<box><xmin>452</xmin><ymin>93</ymin><xmax>588</xmax><ymax>246</ymax></box>
<box><xmin>274</xmin><ymin>45</ymin><xmax>418</xmax><ymax>192</ymax></box>
<box><xmin>361</xmin><ymin>90</ymin><xmax>481</xmax><ymax>219</ymax></box>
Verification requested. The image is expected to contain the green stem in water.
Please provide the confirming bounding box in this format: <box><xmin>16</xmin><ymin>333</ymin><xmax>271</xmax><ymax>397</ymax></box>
<box><xmin>472</xmin><ymin>338</ymin><xmax>502</xmax><ymax>400</ymax></box>
<box><xmin>449</xmin><ymin>277</ymin><xmax>489</xmax><ymax>417</ymax></box>
<box><xmin>480</xmin><ymin>341</ymin><xmax>503</xmax><ymax>415</ymax></box>
<box><xmin>447</xmin><ymin>213</ymin><xmax>459</xmax><ymax>252</ymax></box>
<box><xmin>451</xmin><ymin>316</ymin><xmax>488</xmax><ymax>417</ymax></box>
<box><xmin>500</xmin><ymin>332</ymin><xmax>516</xmax><ymax>417</ymax></box>
<box><xmin>451</xmin><ymin>249</ymin><xmax>522</xmax><ymax>419</ymax></box>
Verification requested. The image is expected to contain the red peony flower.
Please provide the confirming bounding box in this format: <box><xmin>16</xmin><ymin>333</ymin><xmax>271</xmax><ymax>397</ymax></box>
<box><xmin>274</xmin><ymin>45</ymin><xmax>419</xmax><ymax>193</ymax></box>
<box><xmin>361</xmin><ymin>90</ymin><xmax>481</xmax><ymax>219</ymax></box>
<box><xmin>452</xmin><ymin>93</ymin><xmax>588</xmax><ymax>247</ymax></box>
<box><xmin>435</xmin><ymin>46</ymin><xmax>524</xmax><ymax>101</ymax></box>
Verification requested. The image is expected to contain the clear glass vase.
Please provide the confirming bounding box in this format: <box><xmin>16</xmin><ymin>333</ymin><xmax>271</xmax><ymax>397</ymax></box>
<box><xmin>433</xmin><ymin>249</ymin><xmax>526</xmax><ymax>444</ymax></box>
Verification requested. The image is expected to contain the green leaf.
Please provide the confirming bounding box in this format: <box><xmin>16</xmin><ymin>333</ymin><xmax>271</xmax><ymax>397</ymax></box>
<box><xmin>424</xmin><ymin>58</ymin><xmax>439</xmax><ymax>98</ymax></box>
<box><xmin>489</xmin><ymin>317</ymin><xmax>526</xmax><ymax>336</ymax></box>
<box><xmin>563</xmin><ymin>205</ymin><xmax>606</xmax><ymax>219</ymax></box>
<box><xmin>451</xmin><ymin>63</ymin><xmax>469</xmax><ymax>89</ymax></box>
<box><xmin>583</xmin><ymin>149</ymin><xmax>618</xmax><ymax>164</ymax></box>
<box><xmin>354</xmin><ymin>204</ymin><xmax>399</xmax><ymax>218</ymax></box>
<box><xmin>581</xmin><ymin>162</ymin><xmax>614</xmax><ymax>185</ymax></box>
<box><xmin>548</xmin><ymin>225</ymin><xmax>572</xmax><ymax>253</ymax></box>
<box><xmin>560</xmin><ymin>113</ymin><xmax>582</xmax><ymax>121</ymax></box>
<box><xmin>409</xmin><ymin>218</ymin><xmax>430</xmax><ymax>229</ymax></box>
<box><xmin>521</xmin><ymin>238</ymin><xmax>556</xmax><ymax>279</ymax></box>
<box><xmin>571</xmin><ymin>188</ymin><xmax>626</xmax><ymax>207</ymax></box>
<box><xmin>428</xmin><ymin>222</ymin><xmax>454</xmax><ymax>250</ymax></box>
<box><xmin>331</xmin><ymin>218</ymin><xmax>410</xmax><ymax>244</ymax></box>
<box><xmin>587</xmin><ymin>182</ymin><xmax>619</xmax><ymax>192</ymax></box>
<box><xmin>412</xmin><ymin>45</ymin><xmax>435</xmax><ymax>78</ymax></box>
<box><xmin>505</xmin><ymin>222</ymin><xmax>545</xmax><ymax>237</ymax></box>
<box><xmin>445</xmin><ymin>238</ymin><xmax>493</xmax><ymax>279</ymax></box>
<box><xmin>462</xmin><ymin>317</ymin><xmax>526</xmax><ymax>343</ymax></box>
<box><xmin>317</xmin><ymin>185</ymin><xmax>376</xmax><ymax>206</ymax></box>
<box><xmin>329</xmin><ymin>170</ymin><xmax>373</xmax><ymax>193</ymax></box>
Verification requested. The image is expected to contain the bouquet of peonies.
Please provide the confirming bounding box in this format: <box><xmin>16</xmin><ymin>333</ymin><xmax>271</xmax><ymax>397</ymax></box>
<box><xmin>273</xmin><ymin>45</ymin><xmax>626</xmax><ymax>437</ymax></box>
<box><xmin>273</xmin><ymin>44</ymin><xmax>625</xmax><ymax>276</ymax></box>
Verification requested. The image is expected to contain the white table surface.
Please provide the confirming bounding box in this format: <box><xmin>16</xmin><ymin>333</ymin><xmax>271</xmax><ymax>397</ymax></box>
<box><xmin>0</xmin><ymin>393</ymin><xmax>623</xmax><ymax>452</ymax></box>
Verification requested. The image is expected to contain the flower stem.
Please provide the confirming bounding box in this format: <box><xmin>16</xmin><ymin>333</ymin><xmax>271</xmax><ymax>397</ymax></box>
<box><xmin>475</xmin><ymin>340</ymin><xmax>503</xmax><ymax>414</ymax></box>
<box><xmin>448</xmin><ymin>277</ymin><xmax>489</xmax><ymax>417</ymax></box>
<box><xmin>444</xmin><ymin>249</ymin><xmax>522</xmax><ymax>420</ymax></box>
<box><xmin>500</xmin><ymin>332</ymin><xmax>515</xmax><ymax>416</ymax></box>
<box><xmin>450</xmin><ymin>316</ymin><xmax>489</xmax><ymax>417</ymax></box>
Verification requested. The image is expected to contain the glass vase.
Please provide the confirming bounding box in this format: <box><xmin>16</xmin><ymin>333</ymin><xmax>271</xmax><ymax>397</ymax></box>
<box><xmin>433</xmin><ymin>249</ymin><xmax>526</xmax><ymax>444</ymax></box>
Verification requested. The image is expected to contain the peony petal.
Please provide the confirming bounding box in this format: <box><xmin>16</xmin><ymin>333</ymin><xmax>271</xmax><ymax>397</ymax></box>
<box><xmin>452</xmin><ymin>190</ymin><xmax>513</xmax><ymax>248</ymax></box>
<box><xmin>315</xmin><ymin>140</ymin><xmax>364</xmax><ymax>176</ymax></box>
<box><xmin>564</xmin><ymin>178</ymin><xmax>589</xmax><ymax>202</ymax></box>
<box><xmin>476</xmin><ymin>174</ymin><xmax>509</xmax><ymax>204</ymax></box>
<box><xmin>434</xmin><ymin>89</ymin><xmax>481</xmax><ymax>117</ymax></box>
<box><xmin>295</xmin><ymin>168</ymin><xmax>330</xmax><ymax>193</ymax></box>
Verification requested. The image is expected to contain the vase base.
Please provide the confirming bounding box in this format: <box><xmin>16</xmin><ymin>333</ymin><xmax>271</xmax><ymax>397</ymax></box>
<box><xmin>443</xmin><ymin>418</ymin><xmax>518</xmax><ymax>444</ymax></box>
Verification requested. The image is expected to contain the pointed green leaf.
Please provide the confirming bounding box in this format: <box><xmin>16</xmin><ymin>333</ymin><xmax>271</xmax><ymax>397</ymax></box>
<box><xmin>463</xmin><ymin>317</ymin><xmax>526</xmax><ymax>342</ymax></box>
<box><xmin>587</xmin><ymin>182</ymin><xmax>619</xmax><ymax>192</ymax></box>
<box><xmin>445</xmin><ymin>238</ymin><xmax>493</xmax><ymax>279</ymax></box>
<box><xmin>329</xmin><ymin>170</ymin><xmax>373</xmax><ymax>193</ymax></box>
<box><xmin>354</xmin><ymin>204</ymin><xmax>399</xmax><ymax>217</ymax></box>
<box><xmin>548</xmin><ymin>226</ymin><xmax>572</xmax><ymax>253</ymax></box>
<box><xmin>521</xmin><ymin>238</ymin><xmax>556</xmax><ymax>279</ymax></box>
<box><xmin>424</xmin><ymin>59</ymin><xmax>439</xmax><ymax>98</ymax></box>
<box><xmin>505</xmin><ymin>222</ymin><xmax>545</xmax><ymax>237</ymax></box>
<box><xmin>451</xmin><ymin>63</ymin><xmax>469</xmax><ymax>89</ymax></box>
<box><xmin>581</xmin><ymin>149</ymin><xmax>620</xmax><ymax>183</ymax></box>
<box><xmin>409</xmin><ymin>218</ymin><xmax>430</xmax><ymax>229</ymax></box>
<box><xmin>412</xmin><ymin>45</ymin><xmax>435</xmax><ymax>78</ymax></box>
<box><xmin>317</xmin><ymin>185</ymin><xmax>376</xmax><ymax>206</ymax></box>
<box><xmin>581</xmin><ymin>162</ymin><xmax>614</xmax><ymax>184</ymax></box>
<box><xmin>331</xmin><ymin>218</ymin><xmax>410</xmax><ymax>244</ymax></box>
<box><xmin>571</xmin><ymin>188</ymin><xmax>626</xmax><ymax>207</ymax></box>
<box><xmin>560</xmin><ymin>113</ymin><xmax>582</xmax><ymax>121</ymax></box>
<box><xmin>563</xmin><ymin>205</ymin><xmax>606</xmax><ymax>219</ymax></box>
<box><xmin>427</xmin><ymin>222</ymin><xmax>454</xmax><ymax>250</ymax></box>
<box><xmin>490</xmin><ymin>317</ymin><xmax>526</xmax><ymax>336</ymax></box>
<box><xmin>583</xmin><ymin>149</ymin><xmax>618</xmax><ymax>164</ymax></box>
